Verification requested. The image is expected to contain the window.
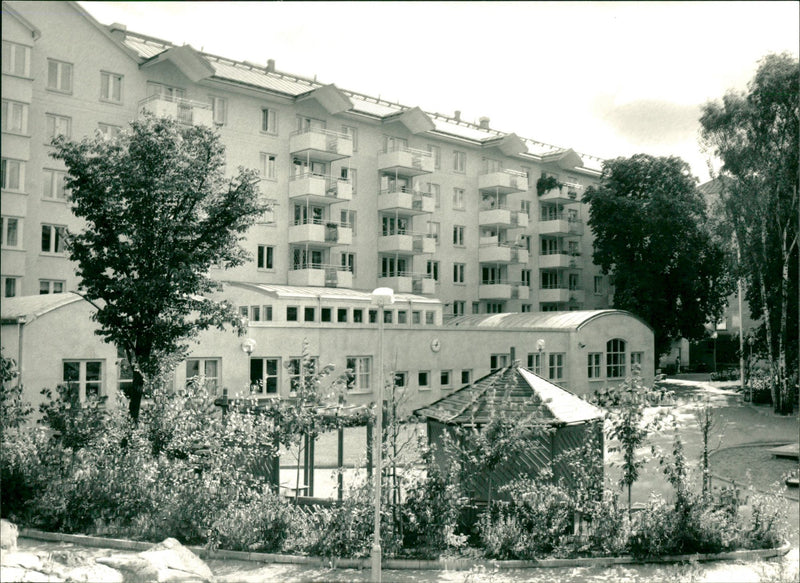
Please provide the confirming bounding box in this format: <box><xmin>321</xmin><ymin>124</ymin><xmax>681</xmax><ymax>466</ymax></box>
<box><xmin>425</xmin><ymin>182</ymin><xmax>441</xmax><ymax>207</ymax></box>
<box><xmin>304</xmin><ymin>307</ymin><xmax>316</xmax><ymax>322</ymax></box>
<box><xmin>147</xmin><ymin>82</ymin><xmax>185</xmax><ymax>102</ymax></box>
<box><xmin>594</xmin><ymin>275</ymin><xmax>604</xmax><ymax>295</ymax></box>
<box><xmin>428</xmin><ymin>221</ymin><xmax>440</xmax><ymax>245</ymax></box>
<box><xmin>412</xmin><ymin>311</ymin><xmax>421</xmax><ymax>324</ymax></box>
<box><xmin>97</xmin><ymin>123</ymin><xmax>121</xmax><ymax>138</ymax></box>
<box><xmin>527</xmin><ymin>353</ymin><xmax>543</xmax><ymax>375</ymax></box>
<box><xmin>321</xmin><ymin>307</ymin><xmax>332</xmax><ymax>322</ymax></box>
<box><xmin>521</xmin><ymin>270</ymin><xmax>531</xmax><ymax>288</ymax></box>
<box><xmin>2</xmin><ymin>217</ymin><xmax>21</xmax><ymax>248</ymax></box>
<box><xmin>47</xmin><ymin>59</ymin><xmax>73</xmax><ymax>93</ymax></box>
<box><xmin>340</xmin><ymin>167</ymin><xmax>357</xmax><ymax>194</ymax></box>
<box><xmin>261</xmin><ymin>108</ymin><xmax>277</xmax><ymax>134</ymax></box>
<box><xmin>521</xmin><ymin>199</ymin><xmax>532</xmax><ymax>218</ymax></box>
<box><xmin>427</xmin><ymin>260</ymin><xmax>439</xmax><ymax>282</ymax></box>
<box><xmin>63</xmin><ymin>360</ymin><xmax>104</xmax><ymax>400</ymax></box>
<box><xmin>452</xmin><ymin>188</ymin><xmax>465</xmax><ymax>210</ymax></box>
<box><xmin>337</xmin><ymin>308</ymin><xmax>348</xmax><ymax>323</ymax></box>
<box><xmin>453</xmin><ymin>263</ymin><xmax>465</xmax><ymax>284</ymax></box>
<box><xmin>42</xmin><ymin>169</ymin><xmax>67</xmax><ymax>200</ymax></box>
<box><xmin>383</xmin><ymin>310</ymin><xmax>393</xmax><ymax>324</ymax></box>
<box><xmin>186</xmin><ymin>358</ymin><xmax>220</xmax><ymax>392</ymax></box>
<box><xmin>453</xmin><ymin>150</ymin><xmax>466</xmax><ymax>173</ymax></box>
<box><xmin>286</xmin><ymin>306</ymin><xmax>298</xmax><ymax>321</ymax></box>
<box><xmin>346</xmin><ymin>356</ymin><xmax>371</xmax><ymax>392</ymax></box>
<box><xmin>394</xmin><ymin>372</ymin><xmax>407</xmax><ymax>388</ymax></box>
<box><xmin>288</xmin><ymin>356</ymin><xmax>318</xmax><ymax>393</ymax></box>
<box><xmin>606</xmin><ymin>338</ymin><xmax>627</xmax><ymax>378</ymax></box>
<box><xmin>380</xmin><ymin>255</ymin><xmax>407</xmax><ymax>278</ymax></box>
<box><xmin>118</xmin><ymin>348</ymin><xmax>133</xmax><ymax>395</ymax></box>
<box><xmin>631</xmin><ymin>351</ymin><xmax>644</xmax><ymax>373</ymax></box>
<box><xmin>210</xmin><ymin>96</ymin><xmax>227</xmax><ymax>125</ymax></box>
<box><xmin>241</xmin><ymin>305</ymin><xmax>270</xmax><ymax>322</ymax></box>
<box><xmin>521</xmin><ymin>304</ymin><xmax>532</xmax><ymax>312</ymax></box>
<box><xmin>490</xmin><ymin>354</ymin><xmax>509</xmax><ymax>370</ymax></box>
<box><xmin>341</xmin><ymin>210</ymin><xmax>356</xmax><ymax>234</ymax></box>
<box><xmin>46</xmin><ymin>114</ymin><xmax>71</xmax><ymax>141</ymax></box>
<box><xmin>453</xmin><ymin>226</ymin><xmax>465</xmax><ymax>246</ymax></box>
<box><xmin>425</xmin><ymin>311</ymin><xmax>435</xmax><ymax>325</ymax></box>
<box><xmin>588</xmin><ymin>353</ymin><xmax>602</xmax><ymax>379</ymax></box>
<box><xmin>461</xmin><ymin>370</ymin><xmax>472</xmax><ymax>385</ymax></box>
<box><xmin>440</xmin><ymin>370</ymin><xmax>452</xmax><ymax>389</ymax></box>
<box><xmin>472</xmin><ymin>302</ymin><xmax>480</xmax><ymax>314</ymax></box>
<box><xmin>39</xmin><ymin>280</ymin><xmax>64</xmax><ymax>294</ymax></box>
<box><xmin>250</xmin><ymin>357</ymin><xmax>279</xmax><ymax>395</ymax></box>
<box><xmin>257</xmin><ymin>245</ymin><xmax>274</xmax><ymax>270</ymax></box>
<box><xmin>486</xmin><ymin>302</ymin><xmax>504</xmax><ymax>314</ymax></box>
<box><xmin>383</xmin><ymin>135</ymin><xmax>407</xmax><ymax>152</ymax></box>
<box><xmin>341</xmin><ymin>252</ymin><xmax>356</xmax><ymax>274</ymax></box>
<box><xmin>341</xmin><ymin>125</ymin><xmax>358</xmax><ymax>151</ymax></box>
<box><xmin>41</xmin><ymin>224</ymin><xmax>66</xmax><ymax>254</ymax></box>
<box><xmin>418</xmin><ymin>371</ymin><xmax>430</xmax><ymax>389</ymax></box>
<box><xmin>569</xmin><ymin>273</ymin><xmax>580</xmax><ymax>291</ymax></box>
<box><xmin>2</xmin><ymin>41</ymin><xmax>30</xmax><ymax>77</ymax></box>
<box><xmin>427</xmin><ymin>144</ymin><xmax>441</xmax><ymax>169</ymax></box>
<box><xmin>100</xmin><ymin>72</ymin><xmax>123</xmax><ymax>103</ymax></box>
<box><xmin>263</xmin><ymin>305</ymin><xmax>273</xmax><ymax>321</ymax></box>
<box><xmin>2</xmin><ymin>100</ymin><xmax>28</xmax><ymax>134</ymax></box>
<box><xmin>353</xmin><ymin>309</ymin><xmax>363</xmax><ymax>323</ymax></box>
<box><xmin>260</xmin><ymin>153</ymin><xmax>276</xmax><ymax>180</ymax></box>
<box><xmin>397</xmin><ymin>310</ymin><xmax>407</xmax><ymax>324</ymax></box>
<box><xmin>369</xmin><ymin>309</ymin><xmax>378</xmax><ymax>324</ymax></box>
<box><xmin>1</xmin><ymin>158</ymin><xmax>25</xmax><ymax>191</ymax></box>
<box><xmin>297</xmin><ymin>116</ymin><xmax>325</xmax><ymax>133</ymax></box>
<box><xmin>453</xmin><ymin>301</ymin><xmax>466</xmax><ymax>317</ymax></box>
<box><xmin>2</xmin><ymin>276</ymin><xmax>19</xmax><ymax>298</ymax></box>
<box><xmin>549</xmin><ymin>353</ymin><xmax>565</xmax><ymax>381</ymax></box>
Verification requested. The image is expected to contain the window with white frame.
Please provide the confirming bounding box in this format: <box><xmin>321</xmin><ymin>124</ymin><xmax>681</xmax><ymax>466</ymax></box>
<box><xmin>521</xmin><ymin>304</ymin><xmax>532</xmax><ymax>312</ymax></box>
<box><xmin>147</xmin><ymin>82</ymin><xmax>185</xmax><ymax>101</ymax></box>
<box><xmin>453</xmin><ymin>225</ymin><xmax>465</xmax><ymax>246</ymax></box>
<box><xmin>97</xmin><ymin>123</ymin><xmax>121</xmax><ymax>138</ymax></box>
<box><xmin>345</xmin><ymin>356</ymin><xmax>371</xmax><ymax>392</ymax></box>
<box><xmin>588</xmin><ymin>353</ymin><xmax>602</xmax><ymax>379</ymax></box>
<box><xmin>472</xmin><ymin>302</ymin><xmax>480</xmax><ymax>314</ymax></box>
<box><xmin>594</xmin><ymin>275</ymin><xmax>604</xmax><ymax>295</ymax></box>
<box><xmin>631</xmin><ymin>351</ymin><xmax>643</xmax><ymax>373</ymax></box>
<box><xmin>337</xmin><ymin>308</ymin><xmax>348</xmax><ymax>323</ymax></box>
<box><xmin>427</xmin><ymin>260</ymin><xmax>439</xmax><ymax>282</ymax></box>
<box><xmin>453</xmin><ymin>262</ymin><xmax>465</xmax><ymax>284</ymax></box>
<box><xmin>425</xmin><ymin>182</ymin><xmax>441</xmax><ymax>207</ymax></box>
<box><xmin>257</xmin><ymin>245</ymin><xmax>274</xmax><ymax>270</ymax></box>
<box><xmin>42</xmin><ymin>169</ymin><xmax>67</xmax><ymax>200</ymax></box>
<box><xmin>100</xmin><ymin>71</ymin><xmax>123</xmax><ymax>103</ymax></box>
<box><xmin>549</xmin><ymin>353</ymin><xmax>565</xmax><ymax>381</ymax></box>
<box><xmin>425</xmin><ymin>311</ymin><xmax>435</xmax><ymax>325</ymax></box>
<box><xmin>339</xmin><ymin>167</ymin><xmax>357</xmax><ymax>194</ymax></box>
<box><xmin>1</xmin><ymin>158</ymin><xmax>25</xmax><ymax>191</ymax></box>
<box><xmin>1</xmin><ymin>100</ymin><xmax>28</xmax><ymax>134</ymax></box>
<box><xmin>39</xmin><ymin>279</ymin><xmax>64</xmax><ymax>294</ymax></box>
<box><xmin>341</xmin><ymin>125</ymin><xmax>358</xmax><ymax>151</ymax></box>
<box><xmin>461</xmin><ymin>369</ymin><xmax>472</xmax><ymax>385</ymax></box>
<box><xmin>486</xmin><ymin>302</ymin><xmax>504</xmax><ymax>314</ymax></box>
<box><xmin>341</xmin><ymin>209</ymin><xmax>356</xmax><ymax>234</ymax></box>
<box><xmin>453</xmin><ymin>150</ymin><xmax>466</xmax><ymax>173</ymax></box>
<box><xmin>426</xmin><ymin>144</ymin><xmax>441</xmax><ymax>169</ymax></box>
<box><xmin>250</xmin><ymin>357</ymin><xmax>280</xmax><ymax>395</ymax></box>
<box><xmin>47</xmin><ymin>59</ymin><xmax>73</xmax><ymax>93</ymax></box>
<box><xmin>521</xmin><ymin>199</ymin><xmax>532</xmax><ymax>218</ymax></box>
<box><xmin>2</xmin><ymin>41</ymin><xmax>30</xmax><ymax>77</ymax></box>
<box><xmin>606</xmin><ymin>338</ymin><xmax>627</xmax><ymax>378</ymax></box>
<box><xmin>46</xmin><ymin>114</ymin><xmax>71</xmax><ymax>141</ymax></box>
<box><xmin>2</xmin><ymin>217</ymin><xmax>21</xmax><ymax>248</ymax></box>
<box><xmin>452</xmin><ymin>187</ymin><xmax>465</xmax><ymax>210</ymax></box>
<box><xmin>394</xmin><ymin>371</ymin><xmax>407</xmax><ymax>388</ymax></box>
<box><xmin>260</xmin><ymin>153</ymin><xmax>276</xmax><ymax>180</ymax></box>
<box><xmin>297</xmin><ymin>116</ymin><xmax>325</xmax><ymax>133</ymax></box>
<box><xmin>210</xmin><ymin>96</ymin><xmax>227</xmax><ymax>125</ymax></box>
<box><xmin>186</xmin><ymin>358</ymin><xmax>220</xmax><ymax>392</ymax></box>
<box><xmin>521</xmin><ymin>269</ymin><xmax>531</xmax><ymax>287</ymax></box>
<box><xmin>261</xmin><ymin>108</ymin><xmax>277</xmax><ymax>134</ymax></box>
<box><xmin>63</xmin><ymin>360</ymin><xmax>103</xmax><ymax>400</ymax></box>
<box><xmin>41</xmin><ymin>224</ymin><xmax>66</xmax><ymax>254</ymax></box>
<box><xmin>418</xmin><ymin>371</ymin><xmax>431</xmax><ymax>389</ymax></box>
<box><xmin>452</xmin><ymin>300</ymin><xmax>466</xmax><ymax>317</ymax></box>
<box><xmin>527</xmin><ymin>353</ymin><xmax>543</xmax><ymax>375</ymax></box>
<box><xmin>428</xmin><ymin>221</ymin><xmax>440</xmax><ymax>245</ymax></box>
<box><xmin>288</xmin><ymin>356</ymin><xmax>318</xmax><ymax>393</ymax></box>
<box><xmin>490</xmin><ymin>354</ymin><xmax>509</xmax><ymax>370</ymax></box>
<box><xmin>118</xmin><ymin>348</ymin><xmax>133</xmax><ymax>395</ymax></box>
<box><xmin>383</xmin><ymin>135</ymin><xmax>407</xmax><ymax>152</ymax></box>
<box><xmin>397</xmin><ymin>310</ymin><xmax>408</xmax><ymax>324</ymax></box>
<box><xmin>2</xmin><ymin>276</ymin><xmax>19</xmax><ymax>298</ymax></box>
<box><xmin>440</xmin><ymin>370</ymin><xmax>452</xmax><ymax>389</ymax></box>
<box><xmin>341</xmin><ymin>252</ymin><xmax>356</xmax><ymax>274</ymax></box>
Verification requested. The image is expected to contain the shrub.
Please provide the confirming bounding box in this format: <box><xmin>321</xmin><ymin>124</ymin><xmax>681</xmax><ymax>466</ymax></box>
<box><xmin>304</xmin><ymin>482</ymin><xmax>376</xmax><ymax>558</ymax></box>
<box><xmin>0</xmin><ymin>427</ymin><xmax>53</xmax><ymax>521</ymax></box>
<box><xmin>209</xmin><ymin>489</ymin><xmax>295</xmax><ymax>552</ymax></box>
<box><xmin>477</xmin><ymin>512</ymin><xmax>527</xmax><ymax>559</ymax></box>
<box><xmin>741</xmin><ymin>488</ymin><xmax>787</xmax><ymax>550</ymax></box>
<box><xmin>584</xmin><ymin>491</ymin><xmax>630</xmax><ymax>556</ymax></box>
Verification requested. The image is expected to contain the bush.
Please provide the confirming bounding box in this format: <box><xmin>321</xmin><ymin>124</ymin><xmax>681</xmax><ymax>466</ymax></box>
<box><xmin>741</xmin><ymin>488</ymin><xmax>787</xmax><ymax>550</ymax></box>
<box><xmin>209</xmin><ymin>489</ymin><xmax>295</xmax><ymax>552</ymax></box>
<box><xmin>584</xmin><ymin>491</ymin><xmax>630</xmax><ymax>556</ymax></box>
<box><xmin>303</xmin><ymin>482</ymin><xmax>376</xmax><ymax>558</ymax></box>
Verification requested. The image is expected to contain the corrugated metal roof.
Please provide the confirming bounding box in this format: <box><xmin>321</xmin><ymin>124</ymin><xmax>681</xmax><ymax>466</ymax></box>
<box><xmin>208</xmin><ymin>58</ymin><xmax>319</xmax><ymax>95</ymax></box>
<box><xmin>415</xmin><ymin>366</ymin><xmax>603</xmax><ymax>425</ymax></box>
<box><xmin>446</xmin><ymin>310</ymin><xmax>629</xmax><ymax>331</ymax></box>
<box><xmin>0</xmin><ymin>293</ymin><xmax>85</xmax><ymax>322</ymax></box>
<box><xmin>223</xmin><ymin>282</ymin><xmax>441</xmax><ymax>305</ymax></box>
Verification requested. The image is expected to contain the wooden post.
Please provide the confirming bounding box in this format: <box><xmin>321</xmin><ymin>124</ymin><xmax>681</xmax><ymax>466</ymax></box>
<box><xmin>366</xmin><ymin>417</ymin><xmax>373</xmax><ymax>477</ymax></box>
<box><xmin>308</xmin><ymin>432</ymin><xmax>315</xmax><ymax>497</ymax></box>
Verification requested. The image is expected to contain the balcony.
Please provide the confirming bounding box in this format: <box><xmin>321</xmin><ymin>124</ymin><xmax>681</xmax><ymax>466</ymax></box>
<box><xmin>288</xmin><ymin>220</ymin><xmax>352</xmax><ymax>246</ymax></box>
<box><xmin>538</xmin><ymin>252</ymin><xmax>574</xmax><ymax>269</ymax></box>
<box><xmin>478</xmin><ymin>169</ymin><xmax>528</xmax><ymax>194</ymax></box>
<box><xmin>288</xmin><ymin>264</ymin><xmax>353</xmax><ymax>288</ymax></box>
<box><xmin>377</xmin><ymin>188</ymin><xmax>435</xmax><ymax>215</ymax></box>
<box><xmin>377</xmin><ymin>274</ymin><xmax>412</xmax><ymax>294</ymax></box>
<box><xmin>289</xmin><ymin>128</ymin><xmax>353</xmax><ymax>162</ymax></box>
<box><xmin>539</xmin><ymin>287</ymin><xmax>584</xmax><ymax>304</ymax></box>
<box><xmin>138</xmin><ymin>95</ymin><xmax>213</xmax><ymax>127</ymax></box>
<box><xmin>289</xmin><ymin>173</ymin><xmax>352</xmax><ymax>204</ymax></box>
<box><xmin>478</xmin><ymin>206</ymin><xmax>529</xmax><ymax>229</ymax></box>
<box><xmin>478</xmin><ymin>282</ymin><xmax>530</xmax><ymax>300</ymax></box>
<box><xmin>412</xmin><ymin>274</ymin><xmax>436</xmax><ymax>295</ymax></box>
<box><xmin>378</xmin><ymin>146</ymin><xmax>434</xmax><ymax>176</ymax></box>
<box><xmin>538</xmin><ymin>182</ymin><xmax>580</xmax><ymax>204</ymax></box>
<box><xmin>539</xmin><ymin>216</ymin><xmax>584</xmax><ymax>236</ymax></box>
<box><xmin>378</xmin><ymin>232</ymin><xmax>436</xmax><ymax>254</ymax></box>
<box><xmin>478</xmin><ymin>236</ymin><xmax>529</xmax><ymax>264</ymax></box>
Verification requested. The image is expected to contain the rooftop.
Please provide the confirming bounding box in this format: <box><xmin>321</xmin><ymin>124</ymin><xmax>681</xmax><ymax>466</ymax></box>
<box><xmin>223</xmin><ymin>282</ymin><xmax>441</xmax><ymax>305</ymax></box>
<box><xmin>446</xmin><ymin>309</ymin><xmax>649</xmax><ymax>331</ymax></box>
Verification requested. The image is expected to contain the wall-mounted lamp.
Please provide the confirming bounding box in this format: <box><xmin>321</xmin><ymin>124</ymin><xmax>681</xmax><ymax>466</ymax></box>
<box><xmin>536</xmin><ymin>339</ymin><xmax>546</xmax><ymax>353</ymax></box>
<box><xmin>578</xmin><ymin>342</ymin><xmax>586</xmax><ymax>349</ymax></box>
<box><xmin>241</xmin><ymin>338</ymin><xmax>256</xmax><ymax>356</ymax></box>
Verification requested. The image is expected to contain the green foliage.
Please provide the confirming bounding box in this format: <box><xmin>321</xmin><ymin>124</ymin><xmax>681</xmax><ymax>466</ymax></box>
<box><xmin>51</xmin><ymin>114</ymin><xmax>268</xmax><ymax>419</ymax></box>
<box><xmin>535</xmin><ymin>174</ymin><xmax>562</xmax><ymax>196</ymax></box>
<box><xmin>304</xmin><ymin>482</ymin><xmax>377</xmax><ymax>558</ymax></box>
<box><xmin>38</xmin><ymin>384</ymin><xmax>109</xmax><ymax>451</ymax></box>
<box><xmin>583</xmin><ymin>154</ymin><xmax>733</xmax><ymax>357</ymax></box>
<box><xmin>209</xmin><ymin>489</ymin><xmax>296</xmax><ymax>552</ymax></box>
<box><xmin>741</xmin><ymin>487</ymin><xmax>788</xmax><ymax>550</ymax></box>
<box><xmin>0</xmin><ymin>351</ymin><xmax>32</xmax><ymax>431</ymax></box>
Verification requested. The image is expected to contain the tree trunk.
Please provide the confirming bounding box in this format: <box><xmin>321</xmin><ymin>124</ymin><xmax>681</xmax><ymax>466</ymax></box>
<box><xmin>128</xmin><ymin>369</ymin><xmax>144</xmax><ymax>421</ymax></box>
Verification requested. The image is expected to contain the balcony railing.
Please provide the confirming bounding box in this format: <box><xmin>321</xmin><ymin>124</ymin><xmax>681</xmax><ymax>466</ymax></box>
<box><xmin>138</xmin><ymin>95</ymin><xmax>213</xmax><ymax>127</ymax></box>
<box><xmin>478</xmin><ymin>205</ymin><xmax>529</xmax><ymax>228</ymax></box>
<box><xmin>378</xmin><ymin>188</ymin><xmax>435</xmax><ymax>214</ymax></box>
<box><xmin>289</xmin><ymin>172</ymin><xmax>352</xmax><ymax>202</ymax></box>
<box><xmin>478</xmin><ymin>168</ymin><xmax>529</xmax><ymax>193</ymax></box>
<box><xmin>378</xmin><ymin>230</ymin><xmax>436</xmax><ymax>254</ymax></box>
<box><xmin>289</xmin><ymin>219</ymin><xmax>352</xmax><ymax>245</ymax></box>
<box><xmin>289</xmin><ymin>128</ymin><xmax>353</xmax><ymax>161</ymax></box>
<box><xmin>378</xmin><ymin>145</ymin><xmax>434</xmax><ymax>176</ymax></box>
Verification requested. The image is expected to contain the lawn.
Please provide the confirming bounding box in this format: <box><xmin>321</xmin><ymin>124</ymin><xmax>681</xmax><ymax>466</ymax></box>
<box><xmin>711</xmin><ymin>444</ymin><xmax>799</xmax><ymax>498</ymax></box>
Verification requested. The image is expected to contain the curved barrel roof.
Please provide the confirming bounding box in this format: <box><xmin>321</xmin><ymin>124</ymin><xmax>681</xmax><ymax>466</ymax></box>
<box><xmin>446</xmin><ymin>309</ymin><xmax>651</xmax><ymax>331</ymax></box>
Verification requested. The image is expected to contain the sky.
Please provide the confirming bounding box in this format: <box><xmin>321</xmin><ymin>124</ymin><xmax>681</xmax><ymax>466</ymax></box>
<box><xmin>79</xmin><ymin>1</ymin><xmax>799</xmax><ymax>183</ymax></box>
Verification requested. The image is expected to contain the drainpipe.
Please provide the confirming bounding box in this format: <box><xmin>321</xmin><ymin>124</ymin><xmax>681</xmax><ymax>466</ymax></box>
<box><xmin>16</xmin><ymin>315</ymin><xmax>26</xmax><ymax>389</ymax></box>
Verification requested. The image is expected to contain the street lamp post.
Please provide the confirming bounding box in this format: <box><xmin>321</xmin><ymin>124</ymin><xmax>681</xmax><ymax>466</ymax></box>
<box><xmin>370</xmin><ymin>287</ymin><xmax>394</xmax><ymax>583</ymax></box>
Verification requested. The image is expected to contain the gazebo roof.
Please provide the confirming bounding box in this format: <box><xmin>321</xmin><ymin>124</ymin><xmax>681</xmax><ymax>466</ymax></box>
<box><xmin>415</xmin><ymin>366</ymin><xmax>604</xmax><ymax>426</ymax></box>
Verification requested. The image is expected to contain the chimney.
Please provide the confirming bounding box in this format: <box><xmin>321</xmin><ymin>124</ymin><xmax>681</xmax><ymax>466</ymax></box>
<box><xmin>266</xmin><ymin>59</ymin><xmax>275</xmax><ymax>73</ymax></box>
<box><xmin>479</xmin><ymin>116</ymin><xmax>490</xmax><ymax>129</ymax></box>
<box><xmin>108</xmin><ymin>22</ymin><xmax>127</xmax><ymax>42</ymax></box>
<box><xmin>454</xmin><ymin>110</ymin><xmax>461</xmax><ymax>122</ymax></box>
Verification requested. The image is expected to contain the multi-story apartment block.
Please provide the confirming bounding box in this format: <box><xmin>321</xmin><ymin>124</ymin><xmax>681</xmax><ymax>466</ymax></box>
<box><xmin>1</xmin><ymin>0</ymin><xmax>612</xmax><ymax>315</ymax></box>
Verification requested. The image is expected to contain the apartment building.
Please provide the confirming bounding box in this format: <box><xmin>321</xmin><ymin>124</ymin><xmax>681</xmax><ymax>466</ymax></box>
<box><xmin>1</xmin><ymin>0</ymin><xmax>612</xmax><ymax>316</ymax></box>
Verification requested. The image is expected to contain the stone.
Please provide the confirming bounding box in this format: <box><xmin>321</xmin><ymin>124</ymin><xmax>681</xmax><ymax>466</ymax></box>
<box><xmin>139</xmin><ymin>538</ymin><xmax>213</xmax><ymax>582</ymax></box>
<box><xmin>0</xmin><ymin>519</ymin><xmax>18</xmax><ymax>551</ymax></box>
<box><xmin>63</xmin><ymin>564</ymin><xmax>125</xmax><ymax>583</ymax></box>
<box><xmin>96</xmin><ymin>556</ymin><xmax>160</xmax><ymax>581</ymax></box>
<box><xmin>1</xmin><ymin>550</ymin><xmax>44</xmax><ymax>571</ymax></box>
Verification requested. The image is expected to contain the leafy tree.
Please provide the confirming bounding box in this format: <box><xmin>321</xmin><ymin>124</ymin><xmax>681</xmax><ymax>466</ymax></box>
<box><xmin>583</xmin><ymin>154</ymin><xmax>733</xmax><ymax>357</ymax></box>
<box><xmin>699</xmin><ymin>52</ymin><xmax>799</xmax><ymax>414</ymax></box>
<box><xmin>51</xmin><ymin>115</ymin><xmax>267</xmax><ymax>420</ymax></box>
<box><xmin>1</xmin><ymin>350</ymin><xmax>32</xmax><ymax>431</ymax></box>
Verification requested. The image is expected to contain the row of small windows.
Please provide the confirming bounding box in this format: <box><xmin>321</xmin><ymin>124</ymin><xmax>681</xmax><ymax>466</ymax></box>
<box><xmin>1</xmin><ymin>217</ymin><xmax>68</xmax><ymax>254</ymax></box>
<box><xmin>240</xmin><ymin>304</ymin><xmax>437</xmax><ymax>326</ymax></box>
<box><xmin>0</xmin><ymin>276</ymin><xmax>65</xmax><ymax>298</ymax></box>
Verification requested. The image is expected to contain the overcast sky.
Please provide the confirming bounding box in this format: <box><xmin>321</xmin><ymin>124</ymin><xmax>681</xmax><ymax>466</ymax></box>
<box><xmin>79</xmin><ymin>1</ymin><xmax>799</xmax><ymax>183</ymax></box>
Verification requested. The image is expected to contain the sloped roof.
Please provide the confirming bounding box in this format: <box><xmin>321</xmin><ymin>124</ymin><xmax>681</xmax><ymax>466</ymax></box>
<box><xmin>0</xmin><ymin>292</ymin><xmax>86</xmax><ymax>323</ymax></box>
<box><xmin>446</xmin><ymin>309</ymin><xmax>651</xmax><ymax>332</ymax></box>
<box><xmin>415</xmin><ymin>366</ymin><xmax>603</xmax><ymax>426</ymax></box>
<box><xmin>223</xmin><ymin>282</ymin><xmax>441</xmax><ymax>305</ymax></box>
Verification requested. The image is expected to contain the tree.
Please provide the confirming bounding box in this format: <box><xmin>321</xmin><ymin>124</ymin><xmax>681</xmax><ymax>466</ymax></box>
<box><xmin>699</xmin><ymin>53</ymin><xmax>799</xmax><ymax>414</ymax></box>
<box><xmin>584</xmin><ymin>154</ymin><xmax>733</xmax><ymax>357</ymax></box>
<box><xmin>52</xmin><ymin>115</ymin><xmax>267</xmax><ymax>420</ymax></box>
